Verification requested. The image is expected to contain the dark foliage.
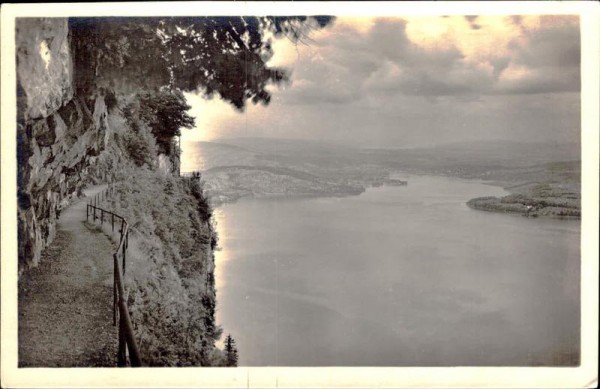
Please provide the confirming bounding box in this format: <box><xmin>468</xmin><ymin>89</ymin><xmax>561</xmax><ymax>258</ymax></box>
<box><xmin>224</xmin><ymin>334</ymin><xmax>238</xmax><ymax>367</ymax></box>
<box><xmin>185</xmin><ymin>172</ymin><xmax>213</xmax><ymax>222</ymax></box>
<box><xmin>123</xmin><ymin>129</ymin><xmax>156</xmax><ymax>167</ymax></box>
<box><xmin>138</xmin><ymin>90</ymin><xmax>195</xmax><ymax>154</ymax></box>
<box><xmin>69</xmin><ymin>16</ymin><xmax>335</xmax><ymax>110</ymax></box>
<box><xmin>120</xmin><ymin>101</ymin><xmax>158</xmax><ymax>167</ymax></box>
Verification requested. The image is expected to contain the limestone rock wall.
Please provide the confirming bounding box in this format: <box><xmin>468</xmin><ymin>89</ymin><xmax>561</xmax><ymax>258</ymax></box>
<box><xmin>17</xmin><ymin>18</ymin><xmax>108</xmax><ymax>272</ymax></box>
<box><xmin>16</xmin><ymin>18</ymin><xmax>73</xmax><ymax>121</ymax></box>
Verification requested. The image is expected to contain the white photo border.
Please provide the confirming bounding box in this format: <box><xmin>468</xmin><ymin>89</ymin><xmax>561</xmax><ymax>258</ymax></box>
<box><xmin>1</xmin><ymin>2</ymin><xmax>598</xmax><ymax>388</ymax></box>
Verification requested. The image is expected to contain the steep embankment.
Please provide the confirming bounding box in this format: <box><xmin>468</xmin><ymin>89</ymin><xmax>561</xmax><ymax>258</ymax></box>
<box><xmin>19</xmin><ymin>185</ymin><xmax>116</xmax><ymax>367</ymax></box>
<box><xmin>102</xmin><ymin>170</ymin><xmax>223</xmax><ymax>366</ymax></box>
<box><xmin>17</xmin><ymin>18</ymin><xmax>226</xmax><ymax>366</ymax></box>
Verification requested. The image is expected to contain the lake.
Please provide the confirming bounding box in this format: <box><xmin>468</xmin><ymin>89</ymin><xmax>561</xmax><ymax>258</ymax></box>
<box><xmin>213</xmin><ymin>174</ymin><xmax>580</xmax><ymax>366</ymax></box>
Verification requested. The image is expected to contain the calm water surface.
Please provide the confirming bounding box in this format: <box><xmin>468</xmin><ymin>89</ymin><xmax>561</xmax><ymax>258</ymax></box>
<box><xmin>213</xmin><ymin>174</ymin><xmax>580</xmax><ymax>366</ymax></box>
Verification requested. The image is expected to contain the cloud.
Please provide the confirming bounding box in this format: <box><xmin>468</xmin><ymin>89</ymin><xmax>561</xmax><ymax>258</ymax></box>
<box><xmin>464</xmin><ymin>15</ymin><xmax>482</xmax><ymax>30</ymax></box>
<box><xmin>495</xmin><ymin>66</ymin><xmax>580</xmax><ymax>95</ymax></box>
<box><xmin>182</xmin><ymin>15</ymin><xmax>581</xmax><ymax>148</ymax></box>
<box><xmin>514</xmin><ymin>18</ymin><xmax>580</xmax><ymax>68</ymax></box>
<box><xmin>278</xmin><ymin>18</ymin><xmax>472</xmax><ymax>104</ymax></box>
<box><xmin>495</xmin><ymin>16</ymin><xmax>580</xmax><ymax>94</ymax></box>
<box><xmin>489</xmin><ymin>56</ymin><xmax>510</xmax><ymax>79</ymax></box>
<box><xmin>275</xmin><ymin>15</ymin><xmax>579</xmax><ymax>106</ymax></box>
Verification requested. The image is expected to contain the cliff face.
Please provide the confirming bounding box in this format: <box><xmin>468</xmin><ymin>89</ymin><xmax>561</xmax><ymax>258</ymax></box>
<box><xmin>17</xmin><ymin>18</ymin><xmax>110</xmax><ymax>271</ymax></box>
<box><xmin>17</xmin><ymin>18</ymin><xmax>223</xmax><ymax>366</ymax></box>
<box><xmin>16</xmin><ymin>18</ymin><xmax>72</xmax><ymax>120</ymax></box>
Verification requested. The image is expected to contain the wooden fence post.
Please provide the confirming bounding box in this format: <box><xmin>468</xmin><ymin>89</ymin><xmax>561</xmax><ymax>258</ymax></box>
<box><xmin>113</xmin><ymin>253</ymin><xmax>117</xmax><ymax>326</ymax></box>
<box><xmin>116</xmin><ymin>252</ymin><xmax>127</xmax><ymax>367</ymax></box>
<box><xmin>120</xmin><ymin>301</ymin><xmax>142</xmax><ymax>367</ymax></box>
<box><xmin>122</xmin><ymin>241</ymin><xmax>126</xmax><ymax>276</ymax></box>
<box><xmin>117</xmin><ymin>314</ymin><xmax>127</xmax><ymax>366</ymax></box>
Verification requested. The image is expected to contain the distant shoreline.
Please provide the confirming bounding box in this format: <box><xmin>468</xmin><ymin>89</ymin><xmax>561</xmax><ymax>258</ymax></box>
<box><xmin>390</xmin><ymin>166</ymin><xmax>581</xmax><ymax>221</ymax></box>
<box><xmin>190</xmin><ymin>166</ymin><xmax>581</xmax><ymax>220</ymax></box>
<box><xmin>182</xmin><ymin>139</ymin><xmax>580</xmax><ymax>217</ymax></box>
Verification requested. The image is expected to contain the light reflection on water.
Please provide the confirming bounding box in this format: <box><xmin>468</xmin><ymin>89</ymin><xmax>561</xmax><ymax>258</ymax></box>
<box><xmin>213</xmin><ymin>208</ymin><xmax>228</xmax><ymax>289</ymax></box>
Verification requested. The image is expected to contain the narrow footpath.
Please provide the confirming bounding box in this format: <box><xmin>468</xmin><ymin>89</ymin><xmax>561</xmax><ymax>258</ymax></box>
<box><xmin>19</xmin><ymin>185</ymin><xmax>118</xmax><ymax>367</ymax></box>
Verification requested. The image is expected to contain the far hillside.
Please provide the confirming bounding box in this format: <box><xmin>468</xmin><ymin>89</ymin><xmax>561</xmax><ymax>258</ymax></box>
<box><xmin>361</xmin><ymin>139</ymin><xmax>580</xmax><ymax>182</ymax></box>
<box><xmin>181</xmin><ymin>138</ymin><xmax>581</xmax><ymax>214</ymax></box>
<box><xmin>181</xmin><ymin>141</ymin><xmax>262</xmax><ymax>171</ymax></box>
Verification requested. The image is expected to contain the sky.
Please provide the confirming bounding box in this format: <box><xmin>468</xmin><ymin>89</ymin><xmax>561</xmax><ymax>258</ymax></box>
<box><xmin>181</xmin><ymin>15</ymin><xmax>580</xmax><ymax>148</ymax></box>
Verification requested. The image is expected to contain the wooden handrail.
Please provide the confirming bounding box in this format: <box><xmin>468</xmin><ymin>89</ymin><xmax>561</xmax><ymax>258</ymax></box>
<box><xmin>87</xmin><ymin>185</ymin><xmax>142</xmax><ymax>367</ymax></box>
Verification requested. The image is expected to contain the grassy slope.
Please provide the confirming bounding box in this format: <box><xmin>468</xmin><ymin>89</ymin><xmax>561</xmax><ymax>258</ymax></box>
<box><xmin>93</xmin><ymin>107</ymin><xmax>227</xmax><ymax>366</ymax></box>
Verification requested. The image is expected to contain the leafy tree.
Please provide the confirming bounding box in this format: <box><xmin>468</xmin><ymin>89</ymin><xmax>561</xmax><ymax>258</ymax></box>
<box><xmin>69</xmin><ymin>16</ymin><xmax>335</xmax><ymax>110</ymax></box>
<box><xmin>224</xmin><ymin>334</ymin><xmax>238</xmax><ymax>367</ymax></box>
<box><xmin>138</xmin><ymin>90</ymin><xmax>195</xmax><ymax>154</ymax></box>
<box><xmin>185</xmin><ymin>171</ymin><xmax>213</xmax><ymax>222</ymax></box>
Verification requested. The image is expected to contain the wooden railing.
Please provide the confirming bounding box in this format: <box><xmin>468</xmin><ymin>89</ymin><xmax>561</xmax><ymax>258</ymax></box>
<box><xmin>86</xmin><ymin>186</ymin><xmax>142</xmax><ymax>367</ymax></box>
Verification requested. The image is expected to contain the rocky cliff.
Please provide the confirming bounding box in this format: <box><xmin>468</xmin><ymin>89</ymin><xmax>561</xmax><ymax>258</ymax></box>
<box><xmin>16</xmin><ymin>17</ymin><xmax>225</xmax><ymax>366</ymax></box>
<box><xmin>17</xmin><ymin>18</ymin><xmax>111</xmax><ymax>272</ymax></box>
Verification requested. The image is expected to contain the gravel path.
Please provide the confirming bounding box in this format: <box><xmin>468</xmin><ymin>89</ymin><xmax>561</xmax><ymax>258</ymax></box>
<box><xmin>19</xmin><ymin>185</ymin><xmax>118</xmax><ymax>367</ymax></box>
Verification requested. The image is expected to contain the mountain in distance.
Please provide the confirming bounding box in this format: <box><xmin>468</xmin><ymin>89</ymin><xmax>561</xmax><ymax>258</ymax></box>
<box><xmin>362</xmin><ymin>138</ymin><xmax>580</xmax><ymax>169</ymax></box>
<box><xmin>426</xmin><ymin>139</ymin><xmax>580</xmax><ymax>166</ymax></box>
<box><xmin>185</xmin><ymin>137</ymin><xmax>581</xmax><ymax>171</ymax></box>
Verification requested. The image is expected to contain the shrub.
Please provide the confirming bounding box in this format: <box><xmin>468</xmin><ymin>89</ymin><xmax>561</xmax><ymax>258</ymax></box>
<box><xmin>138</xmin><ymin>90</ymin><xmax>195</xmax><ymax>155</ymax></box>
<box><xmin>122</xmin><ymin>129</ymin><xmax>157</xmax><ymax>168</ymax></box>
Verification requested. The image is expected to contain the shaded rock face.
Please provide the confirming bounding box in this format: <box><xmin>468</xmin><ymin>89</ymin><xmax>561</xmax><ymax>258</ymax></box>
<box><xmin>16</xmin><ymin>18</ymin><xmax>73</xmax><ymax>121</ymax></box>
<box><xmin>17</xmin><ymin>18</ymin><xmax>108</xmax><ymax>272</ymax></box>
